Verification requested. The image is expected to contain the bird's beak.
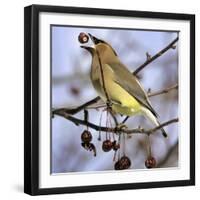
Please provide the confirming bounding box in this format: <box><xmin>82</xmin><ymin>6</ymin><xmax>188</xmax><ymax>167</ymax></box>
<box><xmin>88</xmin><ymin>33</ymin><xmax>101</xmax><ymax>44</ymax></box>
<box><xmin>80</xmin><ymin>45</ymin><xmax>94</xmax><ymax>54</ymax></box>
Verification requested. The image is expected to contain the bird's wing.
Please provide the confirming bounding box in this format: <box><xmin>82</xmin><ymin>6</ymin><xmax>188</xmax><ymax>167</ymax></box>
<box><xmin>106</xmin><ymin>63</ymin><xmax>158</xmax><ymax>117</ymax></box>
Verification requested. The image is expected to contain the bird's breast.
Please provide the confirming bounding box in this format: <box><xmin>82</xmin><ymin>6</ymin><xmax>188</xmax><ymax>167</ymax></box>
<box><xmin>90</xmin><ymin>65</ymin><xmax>105</xmax><ymax>99</ymax></box>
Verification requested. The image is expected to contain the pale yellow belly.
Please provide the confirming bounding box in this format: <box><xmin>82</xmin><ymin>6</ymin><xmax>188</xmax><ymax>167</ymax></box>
<box><xmin>106</xmin><ymin>80</ymin><xmax>141</xmax><ymax>116</ymax></box>
<box><xmin>92</xmin><ymin>77</ymin><xmax>141</xmax><ymax>116</ymax></box>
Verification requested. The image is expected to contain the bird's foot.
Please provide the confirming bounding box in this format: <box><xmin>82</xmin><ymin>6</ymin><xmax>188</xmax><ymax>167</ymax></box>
<box><xmin>115</xmin><ymin>123</ymin><xmax>128</xmax><ymax>131</ymax></box>
<box><xmin>106</xmin><ymin>101</ymin><xmax>113</xmax><ymax>109</ymax></box>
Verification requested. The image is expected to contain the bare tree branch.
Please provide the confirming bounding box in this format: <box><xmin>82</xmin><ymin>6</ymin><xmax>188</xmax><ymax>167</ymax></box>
<box><xmin>133</xmin><ymin>36</ymin><xmax>179</xmax><ymax>75</ymax></box>
<box><xmin>148</xmin><ymin>84</ymin><xmax>178</xmax><ymax>97</ymax></box>
<box><xmin>53</xmin><ymin>109</ymin><xmax>178</xmax><ymax>135</ymax></box>
<box><xmin>52</xmin><ymin>96</ymin><xmax>100</xmax><ymax>115</ymax></box>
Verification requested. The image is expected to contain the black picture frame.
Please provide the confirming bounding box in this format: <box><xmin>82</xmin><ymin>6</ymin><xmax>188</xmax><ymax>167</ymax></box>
<box><xmin>24</xmin><ymin>4</ymin><xmax>195</xmax><ymax>196</ymax></box>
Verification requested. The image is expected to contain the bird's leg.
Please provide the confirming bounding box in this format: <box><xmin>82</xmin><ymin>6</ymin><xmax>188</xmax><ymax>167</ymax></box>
<box><xmin>121</xmin><ymin>116</ymin><xmax>129</xmax><ymax>124</ymax></box>
<box><xmin>120</xmin><ymin>116</ymin><xmax>133</xmax><ymax>138</ymax></box>
<box><xmin>115</xmin><ymin>123</ymin><xmax>128</xmax><ymax>132</ymax></box>
<box><xmin>106</xmin><ymin>100</ymin><xmax>113</xmax><ymax>109</ymax></box>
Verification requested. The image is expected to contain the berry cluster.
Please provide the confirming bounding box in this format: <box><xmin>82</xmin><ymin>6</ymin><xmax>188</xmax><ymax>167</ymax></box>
<box><xmin>102</xmin><ymin>139</ymin><xmax>120</xmax><ymax>152</ymax></box>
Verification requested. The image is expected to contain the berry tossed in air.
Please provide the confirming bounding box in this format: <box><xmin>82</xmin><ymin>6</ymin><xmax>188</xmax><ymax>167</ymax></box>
<box><xmin>78</xmin><ymin>32</ymin><xmax>89</xmax><ymax>43</ymax></box>
<box><xmin>120</xmin><ymin>156</ymin><xmax>131</xmax><ymax>169</ymax></box>
<box><xmin>102</xmin><ymin>140</ymin><xmax>113</xmax><ymax>152</ymax></box>
<box><xmin>81</xmin><ymin>130</ymin><xmax>92</xmax><ymax>143</ymax></box>
<box><xmin>145</xmin><ymin>156</ymin><xmax>156</xmax><ymax>169</ymax></box>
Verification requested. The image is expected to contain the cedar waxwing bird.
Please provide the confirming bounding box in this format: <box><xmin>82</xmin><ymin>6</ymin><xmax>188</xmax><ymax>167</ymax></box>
<box><xmin>81</xmin><ymin>33</ymin><xmax>167</xmax><ymax>138</ymax></box>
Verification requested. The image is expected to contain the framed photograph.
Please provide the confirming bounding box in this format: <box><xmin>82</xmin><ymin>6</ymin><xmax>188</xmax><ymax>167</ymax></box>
<box><xmin>24</xmin><ymin>4</ymin><xmax>195</xmax><ymax>195</ymax></box>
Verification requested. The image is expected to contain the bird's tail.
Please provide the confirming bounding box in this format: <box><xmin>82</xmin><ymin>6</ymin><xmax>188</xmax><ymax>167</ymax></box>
<box><xmin>141</xmin><ymin>107</ymin><xmax>168</xmax><ymax>138</ymax></box>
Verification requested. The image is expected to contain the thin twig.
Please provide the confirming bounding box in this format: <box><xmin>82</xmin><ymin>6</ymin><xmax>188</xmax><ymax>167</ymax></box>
<box><xmin>141</xmin><ymin>118</ymin><xmax>178</xmax><ymax>134</ymax></box>
<box><xmin>52</xmin><ymin>96</ymin><xmax>100</xmax><ymax>116</ymax></box>
<box><xmin>120</xmin><ymin>118</ymin><xmax>178</xmax><ymax>134</ymax></box>
<box><xmin>87</xmin><ymin>104</ymin><xmax>107</xmax><ymax>109</ymax></box>
<box><xmin>148</xmin><ymin>84</ymin><xmax>178</xmax><ymax>97</ymax></box>
<box><xmin>133</xmin><ymin>36</ymin><xmax>179</xmax><ymax>75</ymax></box>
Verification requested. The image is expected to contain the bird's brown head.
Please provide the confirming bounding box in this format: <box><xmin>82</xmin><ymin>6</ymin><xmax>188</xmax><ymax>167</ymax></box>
<box><xmin>88</xmin><ymin>33</ymin><xmax>118</xmax><ymax>62</ymax></box>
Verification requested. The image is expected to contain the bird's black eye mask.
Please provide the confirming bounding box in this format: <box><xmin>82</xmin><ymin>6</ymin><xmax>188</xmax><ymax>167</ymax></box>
<box><xmin>88</xmin><ymin>33</ymin><xmax>103</xmax><ymax>45</ymax></box>
<box><xmin>88</xmin><ymin>33</ymin><xmax>118</xmax><ymax>56</ymax></box>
